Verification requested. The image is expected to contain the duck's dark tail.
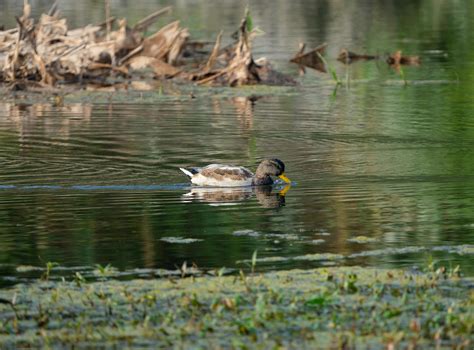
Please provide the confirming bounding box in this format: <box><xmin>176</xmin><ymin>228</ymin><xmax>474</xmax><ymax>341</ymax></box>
<box><xmin>179</xmin><ymin>167</ymin><xmax>199</xmax><ymax>178</ymax></box>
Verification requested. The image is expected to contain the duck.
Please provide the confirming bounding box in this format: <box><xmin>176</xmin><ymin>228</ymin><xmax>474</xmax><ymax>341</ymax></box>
<box><xmin>179</xmin><ymin>158</ymin><xmax>291</xmax><ymax>187</ymax></box>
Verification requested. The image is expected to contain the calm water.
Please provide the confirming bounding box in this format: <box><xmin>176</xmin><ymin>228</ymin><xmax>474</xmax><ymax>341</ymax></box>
<box><xmin>1</xmin><ymin>0</ymin><xmax>473</xmax><ymax>285</ymax></box>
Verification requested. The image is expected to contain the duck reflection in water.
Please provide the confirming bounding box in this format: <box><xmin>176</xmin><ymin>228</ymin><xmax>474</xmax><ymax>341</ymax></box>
<box><xmin>181</xmin><ymin>184</ymin><xmax>290</xmax><ymax>208</ymax></box>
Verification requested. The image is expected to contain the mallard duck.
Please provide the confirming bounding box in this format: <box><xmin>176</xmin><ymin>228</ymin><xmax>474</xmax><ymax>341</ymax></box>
<box><xmin>180</xmin><ymin>159</ymin><xmax>291</xmax><ymax>187</ymax></box>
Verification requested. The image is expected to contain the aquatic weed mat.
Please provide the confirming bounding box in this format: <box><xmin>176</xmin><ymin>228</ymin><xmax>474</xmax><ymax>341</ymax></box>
<box><xmin>0</xmin><ymin>266</ymin><xmax>472</xmax><ymax>349</ymax></box>
<box><xmin>0</xmin><ymin>82</ymin><xmax>300</xmax><ymax>105</ymax></box>
<box><xmin>0</xmin><ymin>77</ymin><xmax>457</xmax><ymax>106</ymax></box>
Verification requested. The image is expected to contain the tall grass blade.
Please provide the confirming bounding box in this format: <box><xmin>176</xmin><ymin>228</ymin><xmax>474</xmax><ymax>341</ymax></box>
<box><xmin>251</xmin><ymin>250</ymin><xmax>257</xmax><ymax>274</ymax></box>
<box><xmin>317</xmin><ymin>52</ymin><xmax>341</xmax><ymax>85</ymax></box>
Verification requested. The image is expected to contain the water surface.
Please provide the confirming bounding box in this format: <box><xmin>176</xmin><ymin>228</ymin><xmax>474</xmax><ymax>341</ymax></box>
<box><xmin>0</xmin><ymin>0</ymin><xmax>473</xmax><ymax>284</ymax></box>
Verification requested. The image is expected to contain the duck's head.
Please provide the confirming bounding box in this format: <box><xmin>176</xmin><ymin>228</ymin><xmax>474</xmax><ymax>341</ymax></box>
<box><xmin>255</xmin><ymin>159</ymin><xmax>291</xmax><ymax>184</ymax></box>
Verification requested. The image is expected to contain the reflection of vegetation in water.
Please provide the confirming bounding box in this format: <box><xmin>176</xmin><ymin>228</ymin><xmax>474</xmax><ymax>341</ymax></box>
<box><xmin>0</xmin><ymin>266</ymin><xmax>471</xmax><ymax>348</ymax></box>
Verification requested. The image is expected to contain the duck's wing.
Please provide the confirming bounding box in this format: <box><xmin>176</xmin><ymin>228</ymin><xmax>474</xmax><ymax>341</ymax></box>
<box><xmin>192</xmin><ymin>164</ymin><xmax>254</xmax><ymax>187</ymax></box>
<box><xmin>201</xmin><ymin>164</ymin><xmax>253</xmax><ymax>179</ymax></box>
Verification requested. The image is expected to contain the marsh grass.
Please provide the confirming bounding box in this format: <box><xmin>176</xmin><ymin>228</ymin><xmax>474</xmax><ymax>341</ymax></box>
<box><xmin>251</xmin><ymin>250</ymin><xmax>258</xmax><ymax>274</ymax></box>
<box><xmin>399</xmin><ymin>65</ymin><xmax>408</xmax><ymax>86</ymax></box>
<box><xmin>317</xmin><ymin>52</ymin><xmax>342</xmax><ymax>86</ymax></box>
<box><xmin>245</xmin><ymin>6</ymin><xmax>253</xmax><ymax>32</ymax></box>
<box><xmin>41</xmin><ymin>261</ymin><xmax>59</xmax><ymax>281</ymax></box>
<box><xmin>0</xmin><ymin>265</ymin><xmax>471</xmax><ymax>349</ymax></box>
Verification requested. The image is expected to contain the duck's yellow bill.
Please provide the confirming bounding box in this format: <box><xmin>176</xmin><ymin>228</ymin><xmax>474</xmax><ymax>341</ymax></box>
<box><xmin>279</xmin><ymin>184</ymin><xmax>291</xmax><ymax>196</ymax></box>
<box><xmin>278</xmin><ymin>173</ymin><xmax>291</xmax><ymax>184</ymax></box>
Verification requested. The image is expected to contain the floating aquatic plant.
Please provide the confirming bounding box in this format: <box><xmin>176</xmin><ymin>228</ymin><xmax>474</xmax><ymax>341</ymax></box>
<box><xmin>347</xmin><ymin>236</ymin><xmax>378</xmax><ymax>244</ymax></box>
<box><xmin>160</xmin><ymin>237</ymin><xmax>203</xmax><ymax>243</ymax></box>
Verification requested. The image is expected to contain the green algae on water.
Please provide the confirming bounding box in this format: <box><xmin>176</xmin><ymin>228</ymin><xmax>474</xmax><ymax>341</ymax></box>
<box><xmin>160</xmin><ymin>237</ymin><xmax>203</xmax><ymax>243</ymax></box>
<box><xmin>0</xmin><ymin>266</ymin><xmax>471</xmax><ymax>349</ymax></box>
<box><xmin>347</xmin><ymin>235</ymin><xmax>378</xmax><ymax>243</ymax></box>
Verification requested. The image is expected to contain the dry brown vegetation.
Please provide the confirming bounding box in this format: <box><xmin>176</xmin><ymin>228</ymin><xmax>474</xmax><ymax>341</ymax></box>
<box><xmin>0</xmin><ymin>2</ymin><xmax>297</xmax><ymax>91</ymax></box>
<box><xmin>0</xmin><ymin>1</ymin><xmax>421</xmax><ymax>92</ymax></box>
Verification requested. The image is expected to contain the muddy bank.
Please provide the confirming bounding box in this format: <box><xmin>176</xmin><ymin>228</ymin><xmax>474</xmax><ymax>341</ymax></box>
<box><xmin>0</xmin><ymin>266</ymin><xmax>471</xmax><ymax>349</ymax></box>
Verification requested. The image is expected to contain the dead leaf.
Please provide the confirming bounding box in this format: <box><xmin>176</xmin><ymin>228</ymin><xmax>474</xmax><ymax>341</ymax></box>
<box><xmin>203</xmin><ymin>30</ymin><xmax>223</xmax><ymax>73</ymax></box>
<box><xmin>127</xmin><ymin>56</ymin><xmax>182</xmax><ymax>78</ymax></box>
<box><xmin>337</xmin><ymin>48</ymin><xmax>378</xmax><ymax>64</ymax></box>
<box><xmin>290</xmin><ymin>43</ymin><xmax>327</xmax><ymax>73</ymax></box>
<box><xmin>141</xmin><ymin>21</ymin><xmax>189</xmax><ymax>65</ymax></box>
<box><xmin>387</xmin><ymin>50</ymin><xmax>420</xmax><ymax>66</ymax></box>
<box><xmin>133</xmin><ymin>7</ymin><xmax>172</xmax><ymax>32</ymax></box>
